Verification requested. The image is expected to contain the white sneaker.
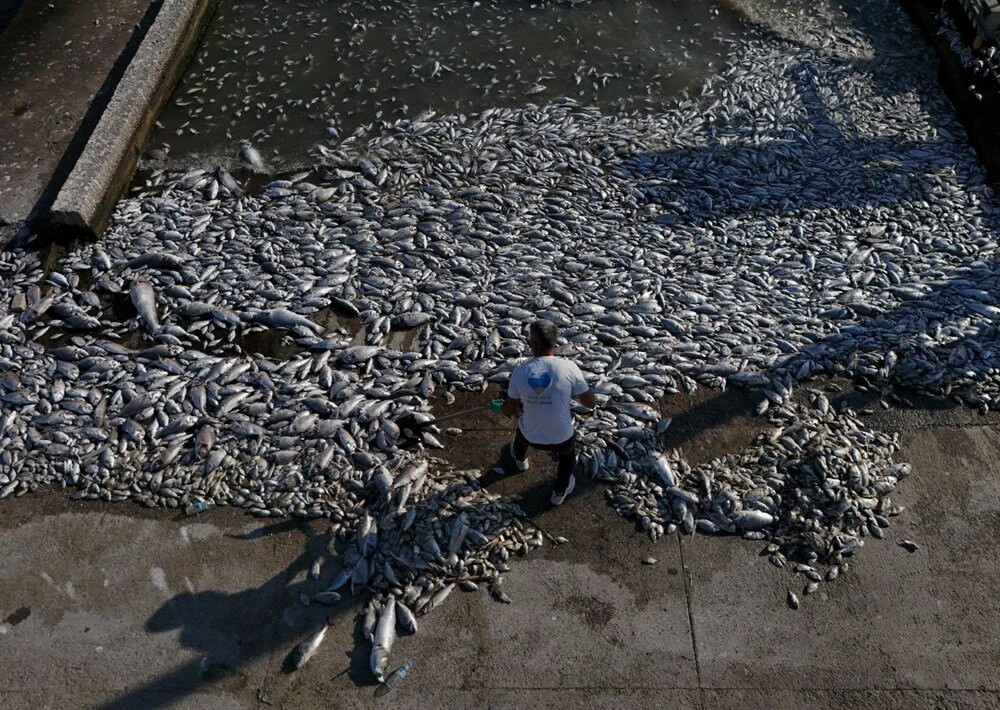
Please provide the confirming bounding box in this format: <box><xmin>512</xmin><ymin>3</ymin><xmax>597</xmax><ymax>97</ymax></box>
<box><xmin>491</xmin><ymin>443</ymin><xmax>528</xmax><ymax>476</ymax></box>
<box><xmin>508</xmin><ymin>444</ymin><xmax>528</xmax><ymax>472</ymax></box>
<box><xmin>550</xmin><ymin>475</ymin><xmax>576</xmax><ymax>506</ymax></box>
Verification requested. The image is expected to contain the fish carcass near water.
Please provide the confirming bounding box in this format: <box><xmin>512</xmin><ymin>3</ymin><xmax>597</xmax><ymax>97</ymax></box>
<box><xmin>0</xmin><ymin>5</ymin><xmax>994</xmax><ymax>663</ymax></box>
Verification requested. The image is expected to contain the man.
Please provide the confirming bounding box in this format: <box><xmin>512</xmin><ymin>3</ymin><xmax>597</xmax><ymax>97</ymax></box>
<box><xmin>492</xmin><ymin>319</ymin><xmax>596</xmax><ymax>505</ymax></box>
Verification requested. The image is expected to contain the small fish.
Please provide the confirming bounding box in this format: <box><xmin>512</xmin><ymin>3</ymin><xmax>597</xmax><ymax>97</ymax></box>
<box><xmin>362</xmin><ymin>602</ymin><xmax>378</xmax><ymax>642</ymax></box>
<box><xmin>421</xmin><ymin>583</ymin><xmax>454</xmax><ymax>615</ymax></box>
<box><xmin>237</xmin><ymin>139</ymin><xmax>267</xmax><ymax>171</ymax></box>
<box><xmin>787</xmin><ymin>590</ymin><xmax>799</xmax><ymax>610</ymax></box>
<box><xmin>313</xmin><ymin>590</ymin><xmax>341</xmax><ymax>605</ymax></box>
<box><xmin>899</xmin><ymin>540</ymin><xmax>920</xmax><ymax>553</ymax></box>
<box><xmin>489</xmin><ymin>582</ymin><xmax>511</xmax><ymax>604</ymax></box>
<box><xmin>252</xmin><ymin>308</ymin><xmax>323</xmax><ymax>334</ymax></box>
<box><xmin>395</xmin><ymin>599</ymin><xmax>417</xmax><ymax>634</ymax></box>
<box><xmin>127</xmin><ymin>251</ymin><xmax>188</xmax><ymax>271</ymax></box>
<box><xmin>642</xmin><ymin>556</ymin><xmax>657</xmax><ymax>565</ymax></box>
<box><xmin>289</xmin><ymin>618</ymin><xmax>330</xmax><ymax>670</ymax></box>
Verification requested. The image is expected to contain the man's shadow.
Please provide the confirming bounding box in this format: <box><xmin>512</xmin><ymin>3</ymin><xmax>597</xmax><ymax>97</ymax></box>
<box><xmin>97</xmin><ymin>518</ymin><xmax>369</xmax><ymax>709</ymax></box>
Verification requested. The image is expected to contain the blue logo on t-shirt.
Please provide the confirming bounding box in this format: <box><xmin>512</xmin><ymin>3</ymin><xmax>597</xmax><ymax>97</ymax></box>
<box><xmin>527</xmin><ymin>370</ymin><xmax>552</xmax><ymax>395</ymax></box>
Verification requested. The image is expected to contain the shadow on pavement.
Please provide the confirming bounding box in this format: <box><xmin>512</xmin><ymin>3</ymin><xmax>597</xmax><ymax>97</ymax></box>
<box><xmin>96</xmin><ymin>519</ymin><xmax>366</xmax><ymax>709</ymax></box>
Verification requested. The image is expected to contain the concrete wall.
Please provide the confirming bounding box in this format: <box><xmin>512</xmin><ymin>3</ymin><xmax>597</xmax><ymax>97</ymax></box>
<box><xmin>47</xmin><ymin>0</ymin><xmax>218</xmax><ymax>239</ymax></box>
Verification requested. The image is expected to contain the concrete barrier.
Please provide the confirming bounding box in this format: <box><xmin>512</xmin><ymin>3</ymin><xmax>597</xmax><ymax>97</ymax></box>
<box><xmin>49</xmin><ymin>0</ymin><xmax>218</xmax><ymax>238</ymax></box>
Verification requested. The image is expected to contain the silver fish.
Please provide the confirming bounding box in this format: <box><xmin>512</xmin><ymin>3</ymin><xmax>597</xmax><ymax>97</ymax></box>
<box><xmin>289</xmin><ymin>618</ymin><xmax>330</xmax><ymax>670</ymax></box>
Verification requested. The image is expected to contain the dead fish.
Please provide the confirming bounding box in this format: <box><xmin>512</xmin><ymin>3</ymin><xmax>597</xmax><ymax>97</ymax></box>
<box><xmin>237</xmin><ymin>139</ymin><xmax>267</xmax><ymax>171</ymax></box>
<box><xmin>330</xmin><ymin>297</ymin><xmax>360</xmax><ymax>317</ymax></box>
<box><xmin>899</xmin><ymin>540</ymin><xmax>920</xmax><ymax>553</ymax></box>
<box><xmin>252</xmin><ymin>308</ymin><xmax>323</xmax><ymax>334</ymax></box>
<box><xmin>391</xmin><ymin>312</ymin><xmax>433</xmax><ymax>330</ymax></box>
<box><xmin>648</xmin><ymin>452</ymin><xmax>676</xmax><ymax>487</ymax></box>
<box><xmin>421</xmin><ymin>583</ymin><xmax>454</xmax><ymax>615</ymax></box>
<box><xmin>448</xmin><ymin>513</ymin><xmax>469</xmax><ymax>555</ymax></box>
<box><xmin>370</xmin><ymin>646</ymin><xmax>389</xmax><ymax>682</ymax></box>
<box><xmin>313</xmin><ymin>590</ymin><xmax>341</xmax><ymax>605</ymax></box>
<box><xmin>130</xmin><ymin>278</ymin><xmax>160</xmax><ymax>333</ymax></box>
<box><xmin>374</xmin><ymin>597</ymin><xmax>397</xmax><ymax>654</ymax></box>
<box><xmin>395</xmin><ymin>599</ymin><xmax>417</xmax><ymax>634</ymax></box>
<box><xmin>127</xmin><ymin>251</ymin><xmax>188</xmax><ymax>272</ymax></box>
<box><xmin>327</xmin><ymin>568</ymin><xmax>351</xmax><ymax>592</ymax></box>
<box><xmin>787</xmin><ymin>590</ymin><xmax>799</xmax><ymax>610</ymax></box>
<box><xmin>362</xmin><ymin>602</ymin><xmax>378</xmax><ymax>642</ymax></box>
<box><xmin>289</xmin><ymin>618</ymin><xmax>330</xmax><ymax>670</ymax></box>
<box><xmin>217</xmin><ymin>167</ymin><xmax>242</xmax><ymax>196</ymax></box>
<box><xmin>489</xmin><ymin>581</ymin><xmax>511</xmax><ymax>604</ymax></box>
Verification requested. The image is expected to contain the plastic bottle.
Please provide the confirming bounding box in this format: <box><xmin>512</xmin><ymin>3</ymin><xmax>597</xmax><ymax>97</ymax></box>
<box><xmin>184</xmin><ymin>500</ymin><xmax>208</xmax><ymax>516</ymax></box>
<box><xmin>374</xmin><ymin>660</ymin><xmax>413</xmax><ymax>697</ymax></box>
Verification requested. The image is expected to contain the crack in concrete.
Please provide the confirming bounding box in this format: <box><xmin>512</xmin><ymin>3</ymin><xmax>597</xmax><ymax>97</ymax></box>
<box><xmin>675</xmin><ymin>532</ymin><xmax>704</xmax><ymax>709</ymax></box>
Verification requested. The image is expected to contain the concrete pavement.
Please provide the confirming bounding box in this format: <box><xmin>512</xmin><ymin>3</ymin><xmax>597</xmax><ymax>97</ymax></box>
<box><xmin>0</xmin><ymin>0</ymin><xmax>152</xmax><ymax>242</ymax></box>
<box><xmin>1</xmin><ymin>383</ymin><xmax>999</xmax><ymax>709</ymax></box>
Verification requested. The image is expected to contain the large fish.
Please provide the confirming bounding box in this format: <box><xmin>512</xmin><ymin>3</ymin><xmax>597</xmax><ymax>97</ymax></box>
<box><xmin>129</xmin><ymin>278</ymin><xmax>159</xmax><ymax>333</ymax></box>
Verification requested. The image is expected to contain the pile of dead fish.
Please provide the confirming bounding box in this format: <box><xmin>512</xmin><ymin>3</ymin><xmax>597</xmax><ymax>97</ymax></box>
<box><xmin>0</xmin><ymin>6</ymin><xmax>993</xmax><ymax>642</ymax></box>
<box><xmin>604</xmin><ymin>397</ymin><xmax>905</xmax><ymax>590</ymax></box>
<box><xmin>289</xmin><ymin>461</ymin><xmax>538</xmax><ymax>677</ymax></box>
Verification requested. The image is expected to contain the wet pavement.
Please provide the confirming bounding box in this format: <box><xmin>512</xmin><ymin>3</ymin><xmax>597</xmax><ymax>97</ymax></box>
<box><xmin>145</xmin><ymin>0</ymin><xmax>750</xmax><ymax>170</ymax></box>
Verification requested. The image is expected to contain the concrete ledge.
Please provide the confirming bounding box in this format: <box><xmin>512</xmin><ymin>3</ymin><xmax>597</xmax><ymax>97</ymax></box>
<box><xmin>48</xmin><ymin>0</ymin><xmax>217</xmax><ymax>238</ymax></box>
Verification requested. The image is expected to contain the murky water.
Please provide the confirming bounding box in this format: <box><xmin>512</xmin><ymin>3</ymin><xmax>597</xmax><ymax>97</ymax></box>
<box><xmin>149</xmin><ymin>0</ymin><xmax>753</xmax><ymax>169</ymax></box>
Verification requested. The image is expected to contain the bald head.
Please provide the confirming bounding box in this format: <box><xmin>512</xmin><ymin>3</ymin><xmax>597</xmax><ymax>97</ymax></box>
<box><xmin>528</xmin><ymin>319</ymin><xmax>558</xmax><ymax>355</ymax></box>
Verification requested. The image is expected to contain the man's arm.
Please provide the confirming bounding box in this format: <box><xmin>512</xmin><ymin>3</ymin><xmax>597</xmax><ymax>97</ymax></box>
<box><xmin>501</xmin><ymin>371</ymin><xmax>522</xmax><ymax>417</ymax></box>
<box><xmin>571</xmin><ymin>363</ymin><xmax>597</xmax><ymax>410</ymax></box>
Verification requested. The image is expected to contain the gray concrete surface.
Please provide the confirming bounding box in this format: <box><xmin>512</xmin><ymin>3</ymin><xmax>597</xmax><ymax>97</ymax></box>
<box><xmin>0</xmin><ymin>0</ymin><xmax>151</xmax><ymax>233</ymax></box>
<box><xmin>50</xmin><ymin>0</ymin><xmax>216</xmax><ymax>236</ymax></box>
<box><xmin>1</xmin><ymin>383</ymin><xmax>998</xmax><ymax>709</ymax></box>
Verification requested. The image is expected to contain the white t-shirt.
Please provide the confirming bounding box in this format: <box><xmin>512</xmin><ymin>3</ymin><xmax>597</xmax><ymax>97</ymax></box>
<box><xmin>507</xmin><ymin>356</ymin><xmax>589</xmax><ymax>445</ymax></box>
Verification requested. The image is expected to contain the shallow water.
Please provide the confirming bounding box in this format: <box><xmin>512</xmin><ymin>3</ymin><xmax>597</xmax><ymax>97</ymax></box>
<box><xmin>149</xmin><ymin>0</ymin><xmax>752</xmax><ymax>168</ymax></box>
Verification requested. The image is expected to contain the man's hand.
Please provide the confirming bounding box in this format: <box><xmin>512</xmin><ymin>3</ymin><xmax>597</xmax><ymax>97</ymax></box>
<box><xmin>579</xmin><ymin>390</ymin><xmax>597</xmax><ymax>410</ymax></box>
<box><xmin>500</xmin><ymin>397</ymin><xmax>522</xmax><ymax>417</ymax></box>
